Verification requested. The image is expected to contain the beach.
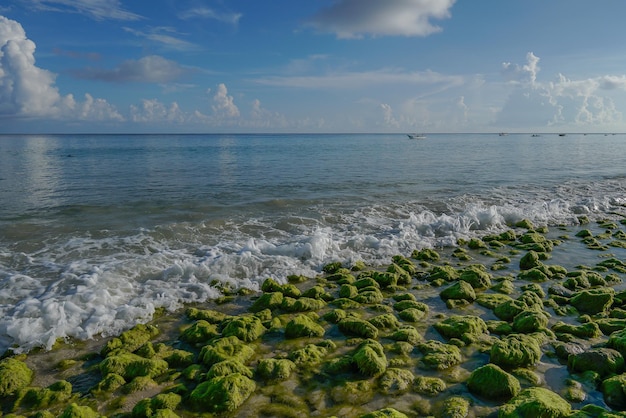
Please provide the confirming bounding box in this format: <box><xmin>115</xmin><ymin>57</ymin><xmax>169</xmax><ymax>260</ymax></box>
<box><xmin>0</xmin><ymin>133</ymin><xmax>626</xmax><ymax>416</ymax></box>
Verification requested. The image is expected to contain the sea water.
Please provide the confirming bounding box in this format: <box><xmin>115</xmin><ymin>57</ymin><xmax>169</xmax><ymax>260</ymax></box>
<box><xmin>0</xmin><ymin>133</ymin><xmax>625</xmax><ymax>353</ymax></box>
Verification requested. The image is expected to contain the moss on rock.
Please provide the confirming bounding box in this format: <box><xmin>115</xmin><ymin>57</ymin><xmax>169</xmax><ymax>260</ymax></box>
<box><xmin>222</xmin><ymin>315</ymin><xmax>266</xmax><ymax>342</ymax></box>
<box><xmin>99</xmin><ymin>352</ymin><xmax>169</xmax><ymax>380</ymax></box>
<box><xmin>338</xmin><ymin>317</ymin><xmax>379</xmax><ymax>339</ymax></box>
<box><xmin>285</xmin><ymin>314</ymin><xmax>326</xmax><ymax>339</ymax></box>
<box><xmin>417</xmin><ymin>340</ymin><xmax>462</xmax><ymax>370</ymax></box>
<box><xmin>199</xmin><ymin>336</ymin><xmax>255</xmax><ymax>368</ymax></box>
<box><xmin>0</xmin><ymin>358</ymin><xmax>34</xmax><ymax>397</ymax></box>
<box><xmin>499</xmin><ymin>387</ymin><xmax>571</xmax><ymax>418</ymax></box>
<box><xmin>180</xmin><ymin>320</ymin><xmax>219</xmax><ymax>344</ymax></box>
<box><xmin>377</xmin><ymin>367</ymin><xmax>415</xmax><ymax>395</ymax></box>
<box><xmin>189</xmin><ymin>373</ymin><xmax>255</xmax><ymax>413</ymax></box>
<box><xmin>467</xmin><ymin>363</ymin><xmax>520</xmax><ymax>400</ymax></box>
<box><xmin>433</xmin><ymin>315</ymin><xmax>488</xmax><ymax>343</ymax></box>
<box><xmin>353</xmin><ymin>339</ymin><xmax>387</xmax><ymax>377</ymax></box>
<box><xmin>256</xmin><ymin>358</ymin><xmax>296</xmax><ymax>381</ymax></box>
<box><xmin>490</xmin><ymin>334</ymin><xmax>542</xmax><ymax>369</ymax></box>
<box><xmin>101</xmin><ymin>324</ymin><xmax>159</xmax><ymax>357</ymax></box>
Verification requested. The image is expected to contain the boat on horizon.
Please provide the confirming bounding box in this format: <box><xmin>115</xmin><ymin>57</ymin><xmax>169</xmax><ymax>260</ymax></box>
<box><xmin>407</xmin><ymin>133</ymin><xmax>426</xmax><ymax>139</ymax></box>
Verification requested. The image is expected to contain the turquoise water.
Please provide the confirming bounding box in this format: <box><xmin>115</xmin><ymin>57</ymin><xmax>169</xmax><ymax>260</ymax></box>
<box><xmin>0</xmin><ymin>132</ymin><xmax>625</xmax><ymax>352</ymax></box>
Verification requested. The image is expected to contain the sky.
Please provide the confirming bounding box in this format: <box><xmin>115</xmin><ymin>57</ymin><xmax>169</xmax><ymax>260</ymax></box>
<box><xmin>2</xmin><ymin>0</ymin><xmax>626</xmax><ymax>133</ymax></box>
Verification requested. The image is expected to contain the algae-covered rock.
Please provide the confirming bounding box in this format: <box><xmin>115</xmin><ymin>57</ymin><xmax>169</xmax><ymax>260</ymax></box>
<box><xmin>14</xmin><ymin>380</ymin><xmax>73</xmax><ymax>409</ymax></box>
<box><xmin>186</xmin><ymin>307</ymin><xmax>230</xmax><ymax>323</ymax></box>
<box><xmin>427</xmin><ymin>265</ymin><xmax>460</xmax><ymax>282</ymax></box>
<box><xmin>412</xmin><ymin>248</ymin><xmax>440</xmax><ymax>262</ymax></box>
<box><xmin>353</xmin><ymin>287</ymin><xmax>385</xmax><ymax>305</ymax></box>
<box><xmin>602</xmin><ymin>373</ymin><xmax>626</xmax><ymax>409</ymax></box>
<box><xmin>249</xmin><ymin>292</ymin><xmax>284</xmax><ymax>313</ymax></box>
<box><xmin>440</xmin><ymin>281</ymin><xmax>476</xmax><ymax>302</ymax></box>
<box><xmin>289</xmin><ymin>343</ymin><xmax>328</xmax><ymax>367</ymax></box>
<box><xmin>199</xmin><ymin>336</ymin><xmax>255</xmax><ymax>368</ymax></box>
<box><xmin>0</xmin><ymin>358</ymin><xmax>34</xmax><ymax>397</ymax></box>
<box><xmin>338</xmin><ymin>317</ymin><xmax>379</xmax><ymax>339</ymax></box>
<box><xmin>330</xmin><ymin>379</ymin><xmax>374</xmax><ymax>405</ymax></box>
<box><xmin>283</xmin><ymin>296</ymin><xmax>327</xmax><ymax>312</ymax></box>
<box><xmin>368</xmin><ymin>313</ymin><xmax>401</xmax><ymax>330</ymax></box>
<box><xmin>499</xmin><ymin>387</ymin><xmax>571</xmax><ymax>418</ymax></box>
<box><xmin>417</xmin><ymin>340</ymin><xmax>462</xmax><ymax>370</ymax></box>
<box><xmin>393</xmin><ymin>299</ymin><xmax>429</xmax><ymax>313</ymax></box>
<box><xmin>99</xmin><ymin>352</ymin><xmax>169</xmax><ymax>380</ymax></box>
<box><xmin>386</xmin><ymin>263</ymin><xmax>412</xmax><ymax>286</ymax></box>
<box><xmin>467</xmin><ymin>363</ymin><xmax>520</xmax><ymax>400</ymax></box>
<box><xmin>568</xmin><ymin>348</ymin><xmax>625</xmax><ymax>377</ymax></box>
<box><xmin>180</xmin><ymin>320</ymin><xmax>219</xmax><ymax>344</ymax></box>
<box><xmin>378</xmin><ymin>368</ymin><xmax>415</xmax><ymax>395</ymax></box>
<box><xmin>413</xmin><ymin>376</ymin><xmax>446</xmax><ymax>396</ymax></box>
<box><xmin>222</xmin><ymin>315</ymin><xmax>266</xmax><ymax>342</ymax></box>
<box><xmin>353</xmin><ymin>339</ymin><xmax>387</xmax><ymax>377</ymax></box>
<box><xmin>59</xmin><ymin>403</ymin><xmax>101</xmax><ymax>418</ymax></box>
<box><xmin>206</xmin><ymin>359</ymin><xmax>253</xmax><ymax>379</ymax></box>
<box><xmin>387</xmin><ymin>325</ymin><xmax>423</xmax><ymax>346</ymax></box>
<box><xmin>493</xmin><ymin>291</ymin><xmax>543</xmax><ymax>321</ymax></box>
<box><xmin>256</xmin><ymin>358</ymin><xmax>296</xmax><ymax>381</ymax></box>
<box><xmin>132</xmin><ymin>393</ymin><xmax>181</xmax><ymax>418</ymax></box>
<box><xmin>460</xmin><ymin>264</ymin><xmax>492</xmax><ymax>290</ymax></box>
<box><xmin>440</xmin><ymin>395</ymin><xmax>470</xmax><ymax>418</ymax></box>
<box><xmin>398</xmin><ymin>308</ymin><xmax>427</xmax><ymax>322</ymax></box>
<box><xmin>189</xmin><ymin>373</ymin><xmax>255</xmax><ymax>413</ymax></box>
<box><xmin>285</xmin><ymin>314</ymin><xmax>326</xmax><ymax>338</ymax></box>
<box><xmin>490</xmin><ymin>334</ymin><xmax>542</xmax><ymax>369</ymax></box>
<box><xmin>101</xmin><ymin>324</ymin><xmax>159</xmax><ymax>356</ymax></box>
<box><xmin>91</xmin><ymin>373</ymin><xmax>126</xmax><ymax>395</ymax></box>
<box><xmin>570</xmin><ymin>287</ymin><xmax>614</xmax><ymax>314</ymax></box>
<box><xmin>551</xmin><ymin>320</ymin><xmax>601</xmax><ymax>338</ymax></box>
<box><xmin>433</xmin><ymin>315</ymin><xmax>488</xmax><ymax>343</ymax></box>
<box><xmin>512</xmin><ymin>310</ymin><xmax>550</xmax><ymax>333</ymax></box>
<box><xmin>360</xmin><ymin>407</ymin><xmax>408</xmax><ymax>418</ymax></box>
<box><xmin>519</xmin><ymin>250</ymin><xmax>542</xmax><ymax>270</ymax></box>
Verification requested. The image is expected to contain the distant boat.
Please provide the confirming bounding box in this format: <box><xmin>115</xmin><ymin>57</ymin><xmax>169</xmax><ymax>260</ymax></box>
<box><xmin>407</xmin><ymin>133</ymin><xmax>426</xmax><ymax>139</ymax></box>
<box><xmin>531</xmin><ymin>134</ymin><xmax>540</xmax><ymax>137</ymax></box>
<box><xmin>498</xmin><ymin>132</ymin><xmax>508</xmax><ymax>136</ymax></box>
<box><xmin>558</xmin><ymin>133</ymin><xmax>566</xmax><ymax>136</ymax></box>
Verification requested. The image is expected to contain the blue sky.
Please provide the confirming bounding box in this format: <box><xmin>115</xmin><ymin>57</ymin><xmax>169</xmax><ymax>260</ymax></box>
<box><xmin>1</xmin><ymin>0</ymin><xmax>626</xmax><ymax>133</ymax></box>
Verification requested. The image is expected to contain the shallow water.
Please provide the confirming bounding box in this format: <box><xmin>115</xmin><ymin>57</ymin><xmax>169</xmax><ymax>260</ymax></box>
<box><xmin>0</xmin><ymin>132</ymin><xmax>625</xmax><ymax>352</ymax></box>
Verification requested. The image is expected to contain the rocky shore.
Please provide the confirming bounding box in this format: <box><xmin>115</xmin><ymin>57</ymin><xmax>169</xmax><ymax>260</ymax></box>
<box><xmin>1</xmin><ymin>217</ymin><xmax>626</xmax><ymax>417</ymax></box>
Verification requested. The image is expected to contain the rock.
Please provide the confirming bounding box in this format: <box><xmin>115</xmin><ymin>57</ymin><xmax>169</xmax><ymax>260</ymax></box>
<box><xmin>499</xmin><ymin>387</ymin><xmax>571</xmax><ymax>418</ymax></box>
<box><xmin>519</xmin><ymin>250</ymin><xmax>542</xmax><ymax>270</ymax></box>
<box><xmin>338</xmin><ymin>317</ymin><xmax>379</xmax><ymax>339</ymax></box>
<box><xmin>189</xmin><ymin>373</ymin><xmax>255</xmax><ymax>413</ymax></box>
<box><xmin>99</xmin><ymin>353</ymin><xmax>169</xmax><ymax>380</ymax></box>
<box><xmin>360</xmin><ymin>408</ymin><xmax>408</xmax><ymax>418</ymax></box>
<box><xmin>289</xmin><ymin>343</ymin><xmax>328</xmax><ymax>367</ymax></box>
<box><xmin>180</xmin><ymin>320</ymin><xmax>219</xmax><ymax>344</ymax></box>
<box><xmin>602</xmin><ymin>373</ymin><xmax>626</xmax><ymax>409</ymax></box>
<box><xmin>206</xmin><ymin>359</ymin><xmax>253</xmax><ymax>379</ymax></box>
<box><xmin>101</xmin><ymin>324</ymin><xmax>159</xmax><ymax>357</ymax></box>
<box><xmin>459</xmin><ymin>265</ymin><xmax>492</xmax><ymax>290</ymax></box>
<box><xmin>467</xmin><ymin>363</ymin><xmax>520</xmax><ymax>400</ymax></box>
<box><xmin>551</xmin><ymin>321</ymin><xmax>601</xmax><ymax>338</ymax></box>
<box><xmin>512</xmin><ymin>310</ymin><xmax>549</xmax><ymax>333</ymax></box>
<box><xmin>256</xmin><ymin>358</ymin><xmax>296</xmax><ymax>381</ymax></box>
<box><xmin>249</xmin><ymin>292</ymin><xmax>284</xmax><ymax>313</ymax></box>
<box><xmin>285</xmin><ymin>314</ymin><xmax>325</xmax><ymax>339</ymax></box>
<box><xmin>417</xmin><ymin>340</ymin><xmax>462</xmax><ymax>370</ymax></box>
<box><xmin>440</xmin><ymin>395</ymin><xmax>470</xmax><ymax>418</ymax></box>
<box><xmin>440</xmin><ymin>281</ymin><xmax>476</xmax><ymax>302</ymax></box>
<box><xmin>353</xmin><ymin>339</ymin><xmax>387</xmax><ymax>377</ymax></box>
<box><xmin>0</xmin><ymin>358</ymin><xmax>34</xmax><ymax>397</ymax></box>
<box><xmin>368</xmin><ymin>313</ymin><xmax>401</xmax><ymax>330</ymax></box>
<box><xmin>490</xmin><ymin>334</ymin><xmax>542</xmax><ymax>369</ymax></box>
<box><xmin>378</xmin><ymin>368</ymin><xmax>415</xmax><ymax>395</ymax></box>
<box><xmin>568</xmin><ymin>348</ymin><xmax>625</xmax><ymax>377</ymax></box>
<box><xmin>570</xmin><ymin>288</ymin><xmax>614</xmax><ymax>314</ymax></box>
<box><xmin>199</xmin><ymin>336</ymin><xmax>255</xmax><ymax>368</ymax></box>
<box><xmin>132</xmin><ymin>393</ymin><xmax>181</xmax><ymax>418</ymax></box>
<box><xmin>413</xmin><ymin>376</ymin><xmax>446</xmax><ymax>396</ymax></box>
<box><xmin>59</xmin><ymin>403</ymin><xmax>101</xmax><ymax>418</ymax></box>
<box><xmin>433</xmin><ymin>315</ymin><xmax>488</xmax><ymax>343</ymax></box>
<box><xmin>388</xmin><ymin>325</ymin><xmax>423</xmax><ymax>346</ymax></box>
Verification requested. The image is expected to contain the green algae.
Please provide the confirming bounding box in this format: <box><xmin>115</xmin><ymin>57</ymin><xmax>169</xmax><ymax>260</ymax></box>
<box><xmin>353</xmin><ymin>339</ymin><xmax>387</xmax><ymax>377</ymax></box>
<box><xmin>338</xmin><ymin>317</ymin><xmax>379</xmax><ymax>339</ymax></box>
<box><xmin>490</xmin><ymin>334</ymin><xmax>542</xmax><ymax>369</ymax></box>
<box><xmin>179</xmin><ymin>320</ymin><xmax>218</xmax><ymax>344</ymax></box>
<box><xmin>417</xmin><ymin>340</ymin><xmax>462</xmax><ymax>370</ymax></box>
<box><xmin>0</xmin><ymin>358</ymin><xmax>34</xmax><ymax>397</ymax></box>
<box><xmin>256</xmin><ymin>358</ymin><xmax>296</xmax><ymax>381</ymax></box>
<box><xmin>99</xmin><ymin>353</ymin><xmax>169</xmax><ymax>380</ymax></box>
<box><xmin>101</xmin><ymin>324</ymin><xmax>159</xmax><ymax>357</ymax></box>
<box><xmin>499</xmin><ymin>387</ymin><xmax>572</xmax><ymax>418</ymax></box>
<box><xmin>221</xmin><ymin>315</ymin><xmax>266</xmax><ymax>342</ymax></box>
<box><xmin>285</xmin><ymin>314</ymin><xmax>326</xmax><ymax>338</ymax></box>
<box><xmin>198</xmin><ymin>336</ymin><xmax>255</xmax><ymax>368</ymax></box>
<box><xmin>467</xmin><ymin>363</ymin><xmax>520</xmax><ymax>400</ymax></box>
<box><xmin>189</xmin><ymin>373</ymin><xmax>255</xmax><ymax>413</ymax></box>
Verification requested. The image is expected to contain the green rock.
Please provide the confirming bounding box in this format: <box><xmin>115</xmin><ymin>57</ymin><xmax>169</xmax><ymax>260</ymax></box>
<box><xmin>378</xmin><ymin>368</ymin><xmax>415</xmax><ymax>395</ymax></box>
<box><xmin>517</xmin><ymin>267</ymin><xmax>549</xmax><ymax>282</ymax></box>
<box><xmin>493</xmin><ymin>291</ymin><xmax>543</xmax><ymax>321</ymax></box>
<box><xmin>499</xmin><ymin>387</ymin><xmax>572</xmax><ymax>418</ymax></box>
<box><xmin>568</xmin><ymin>348</ymin><xmax>624</xmax><ymax>377</ymax></box>
<box><xmin>476</xmin><ymin>293</ymin><xmax>512</xmax><ymax>309</ymax></box>
<box><xmin>339</xmin><ymin>284</ymin><xmax>359</xmax><ymax>298</ymax></box>
<box><xmin>323</xmin><ymin>261</ymin><xmax>343</xmax><ymax>273</ymax></box>
<box><xmin>14</xmin><ymin>380</ymin><xmax>73</xmax><ymax>409</ymax></box>
<box><xmin>360</xmin><ymin>407</ymin><xmax>409</xmax><ymax>418</ymax></box>
<box><xmin>206</xmin><ymin>359</ymin><xmax>253</xmax><ymax>379</ymax></box>
<box><xmin>440</xmin><ymin>395</ymin><xmax>470</xmax><ymax>418</ymax></box>
<box><xmin>393</xmin><ymin>299</ymin><xmax>429</xmax><ymax>313</ymax></box>
<box><xmin>338</xmin><ymin>317</ymin><xmax>379</xmax><ymax>339</ymax></box>
<box><xmin>551</xmin><ymin>321</ymin><xmax>601</xmax><ymax>338</ymax></box>
<box><xmin>388</xmin><ymin>325</ymin><xmax>423</xmax><ymax>346</ymax></box>
<box><xmin>186</xmin><ymin>307</ymin><xmax>230</xmax><ymax>323</ymax></box>
<box><xmin>515</xmin><ymin>219</ymin><xmax>535</xmax><ymax>229</ymax></box>
<box><xmin>0</xmin><ymin>358</ymin><xmax>34</xmax><ymax>397</ymax></box>
<box><xmin>283</xmin><ymin>297</ymin><xmax>326</xmax><ymax>312</ymax></box>
<box><xmin>249</xmin><ymin>292</ymin><xmax>284</xmax><ymax>313</ymax></box>
<box><xmin>123</xmin><ymin>376</ymin><xmax>157</xmax><ymax>394</ymax></box>
<box><xmin>59</xmin><ymin>403</ymin><xmax>101</xmax><ymax>418</ymax></box>
<box><xmin>302</xmin><ymin>285</ymin><xmax>333</xmax><ymax>300</ymax></box>
<box><xmin>490</xmin><ymin>334</ymin><xmax>542</xmax><ymax>369</ymax></box>
<box><xmin>428</xmin><ymin>265</ymin><xmax>460</xmax><ymax>282</ymax></box>
<box><xmin>353</xmin><ymin>287</ymin><xmax>384</xmax><ymax>304</ymax></box>
<box><xmin>164</xmin><ymin>349</ymin><xmax>195</xmax><ymax>368</ymax></box>
<box><xmin>386</xmin><ymin>263</ymin><xmax>411</xmax><ymax>286</ymax></box>
<box><xmin>433</xmin><ymin>315</ymin><xmax>488</xmax><ymax>343</ymax></box>
<box><xmin>180</xmin><ymin>320</ymin><xmax>219</xmax><ymax>344</ymax></box>
<box><xmin>288</xmin><ymin>343</ymin><xmax>328</xmax><ymax>367</ymax></box>
<box><xmin>412</xmin><ymin>248</ymin><xmax>440</xmax><ymax>262</ymax></box>
<box><xmin>131</xmin><ymin>393</ymin><xmax>181</xmax><ymax>418</ymax></box>
<box><xmin>602</xmin><ymin>373</ymin><xmax>626</xmax><ymax>409</ymax></box>
<box><xmin>189</xmin><ymin>373</ymin><xmax>255</xmax><ymax>413</ymax></box>
<box><xmin>285</xmin><ymin>314</ymin><xmax>326</xmax><ymax>338</ymax></box>
<box><xmin>368</xmin><ymin>313</ymin><xmax>401</xmax><ymax>330</ymax></box>
<box><xmin>467</xmin><ymin>363</ymin><xmax>520</xmax><ymax>400</ymax></box>
<box><xmin>222</xmin><ymin>315</ymin><xmax>266</xmax><ymax>342</ymax></box>
<box><xmin>330</xmin><ymin>380</ymin><xmax>374</xmax><ymax>405</ymax></box>
<box><xmin>199</xmin><ymin>336</ymin><xmax>255</xmax><ymax>368</ymax></box>
<box><xmin>256</xmin><ymin>358</ymin><xmax>296</xmax><ymax>381</ymax></box>
<box><xmin>392</xmin><ymin>255</ymin><xmax>418</xmax><ymax>275</ymax></box>
<box><xmin>519</xmin><ymin>250</ymin><xmax>542</xmax><ymax>270</ymax></box>
<box><xmin>418</xmin><ymin>340</ymin><xmax>462</xmax><ymax>370</ymax></box>
<box><xmin>91</xmin><ymin>373</ymin><xmax>126</xmax><ymax>395</ymax></box>
<box><xmin>323</xmin><ymin>309</ymin><xmax>347</xmax><ymax>324</ymax></box>
<box><xmin>398</xmin><ymin>308</ymin><xmax>427</xmax><ymax>322</ymax></box>
<box><xmin>413</xmin><ymin>376</ymin><xmax>446</xmax><ymax>396</ymax></box>
<box><xmin>512</xmin><ymin>310</ymin><xmax>550</xmax><ymax>333</ymax></box>
<box><xmin>460</xmin><ymin>265</ymin><xmax>492</xmax><ymax>289</ymax></box>
<box><xmin>99</xmin><ymin>352</ymin><xmax>169</xmax><ymax>380</ymax></box>
<box><xmin>101</xmin><ymin>324</ymin><xmax>159</xmax><ymax>357</ymax></box>
<box><xmin>440</xmin><ymin>281</ymin><xmax>476</xmax><ymax>302</ymax></box>
<box><xmin>353</xmin><ymin>339</ymin><xmax>387</xmax><ymax>377</ymax></box>
<box><xmin>570</xmin><ymin>288</ymin><xmax>614</xmax><ymax>314</ymax></box>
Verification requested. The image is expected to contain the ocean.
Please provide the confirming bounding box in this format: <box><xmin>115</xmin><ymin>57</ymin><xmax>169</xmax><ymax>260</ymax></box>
<box><xmin>0</xmin><ymin>132</ymin><xmax>625</xmax><ymax>354</ymax></box>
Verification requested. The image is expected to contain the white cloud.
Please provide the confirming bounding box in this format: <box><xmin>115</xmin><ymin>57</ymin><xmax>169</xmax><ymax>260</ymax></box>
<box><xmin>24</xmin><ymin>0</ymin><xmax>141</xmax><ymax>21</ymax></box>
<box><xmin>501</xmin><ymin>52</ymin><xmax>540</xmax><ymax>85</ymax></box>
<box><xmin>253</xmin><ymin>68</ymin><xmax>464</xmax><ymax>90</ymax></box>
<box><xmin>130</xmin><ymin>99</ymin><xmax>184</xmax><ymax>123</ymax></box>
<box><xmin>178</xmin><ymin>7</ymin><xmax>241</xmax><ymax>25</ymax></box>
<box><xmin>211</xmin><ymin>83</ymin><xmax>240</xmax><ymax>118</ymax></box>
<box><xmin>308</xmin><ymin>0</ymin><xmax>456</xmax><ymax>39</ymax></box>
<box><xmin>73</xmin><ymin>55</ymin><xmax>188</xmax><ymax>83</ymax></box>
<box><xmin>380</xmin><ymin>103</ymin><xmax>399</xmax><ymax>128</ymax></box>
<box><xmin>0</xmin><ymin>15</ymin><xmax>122</xmax><ymax>121</ymax></box>
<box><xmin>123</xmin><ymin>26</ymin><xmax>196</xmax><ymax>51</ymax></box>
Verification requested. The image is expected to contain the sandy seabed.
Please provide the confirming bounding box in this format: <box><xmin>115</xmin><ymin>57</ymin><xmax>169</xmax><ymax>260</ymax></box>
<box><xmin>3</xmin><ymin>218</ymin><xmax>626</xmax><ymax>418</ymax></box>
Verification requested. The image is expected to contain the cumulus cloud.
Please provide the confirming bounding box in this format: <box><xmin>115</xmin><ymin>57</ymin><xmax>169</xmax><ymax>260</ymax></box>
<box><xmin>497</xmin><ymin>52</ymin><xmax>623</xmax><ymax>128</ymax></box>
<box><xmin>380</xmin><ymin>103</ymin><xmax>399</xmax><ymax>128</ymax></box>
<box><xmin>72</xmin><ymin>55</ymin><xmax>188</xmax><ymax>83</ymax></box>
<box><xmin>308</xmin><ymin>0</ymin><xmax>456</xmax><ymax>38</ymax></box>
<box><xmin>130</xmin><ymin>99</ymin><xmax>184</xmax><ymax>123</ymax></box>
<box><xmin>0</xmin><ymin>15</ymin><xmax>122</xmax><ymax>121</ymax></box>
<box><xmin>21</xmin><ymin>0</ymin><xmax>141</xmax><ymax>21</ymax></box>
<box><xmin>211</xmin><ymin>83</ymin><xmax>240</xmax><ymax>118</ymax></box>
<box><xmin>178</xmin><ymin>7</ymin><xmax>241</xmax><ymax>24</ymax></box>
